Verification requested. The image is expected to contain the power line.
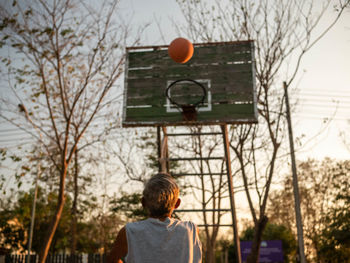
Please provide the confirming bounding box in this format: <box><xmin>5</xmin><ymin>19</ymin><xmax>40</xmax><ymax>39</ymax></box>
<box><xmin>297</xmin><ymin>88</ymin><xmax>350</xmax><ymax>94</ymax></box>
<box><xmin>297</xmin><ymin>97</ymin><xmax>350</xmax><ymax>103</ymax></box>
<box><xmin>294</xmin><ymin>115</ymin><xmax>349</xmax><ymax>121</ymax></box>
<box><xmin>297</xmin><ymin>92</ymin><xmax>350</xmax><ymax>98</ymax></box>
<box><xmin>295</xmin><ymin>102</ymin><xmax>349</xmax><ymax>109</ymax></box>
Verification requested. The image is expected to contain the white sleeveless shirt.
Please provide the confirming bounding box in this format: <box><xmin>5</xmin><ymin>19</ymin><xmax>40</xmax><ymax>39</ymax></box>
<box><xmin>125</xmin><ymin>218</ymin><xmax>202</xmax><ymax>263</ymax></box>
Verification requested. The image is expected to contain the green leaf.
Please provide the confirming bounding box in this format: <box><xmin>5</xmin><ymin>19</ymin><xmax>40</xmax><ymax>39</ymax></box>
<box><xmin>60</xmin><ymin>28</ymin><xmax>73</xmax><ymax>36</ymax></box>
<box><xmin>21</xmin><ymin>166</ymin><xmax>30</xmax><ymax>171</ymax></box>
<box><xmin>25</xmin><ymin>9</ymin><xmax>32</xmax><ymax>16</ymax></box>
<box><xmin>43</xmin><ymin>27</ymin><xmax>53</xmax><ymax>35</ymax></box>
<box><xmin>10</xmin><ymin>155</ymin><xmax>21</xmax><ymax>162</ymax></box>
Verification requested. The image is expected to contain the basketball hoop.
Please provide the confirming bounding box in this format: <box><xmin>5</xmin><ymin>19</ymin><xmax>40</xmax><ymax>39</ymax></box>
<box><xmin>165</xmin><ymin>79</ymin><xmax>207</xmax><ymax>121</ymax></box>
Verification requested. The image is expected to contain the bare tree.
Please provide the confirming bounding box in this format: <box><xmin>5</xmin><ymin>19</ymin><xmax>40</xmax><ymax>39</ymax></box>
<box><xmin>175</xmin><ymin>0</ymin><xmax>349</xmax><ymax>262</ymax></box>
<box><xmin>339</xmin><ymin>120</ymin><xmax>350</xmax><ymax>153</ymax></box>
<box><xmin>0</xmin><ymin>0</ymin><xmax>145</xmax><ymax>261</ymax></box>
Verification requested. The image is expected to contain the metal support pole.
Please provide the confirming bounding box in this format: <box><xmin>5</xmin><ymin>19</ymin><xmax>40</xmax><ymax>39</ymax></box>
<box><xmin>284</xmin><ymin>82</ymin><xmax>306</xmax><ymax>263</ymax></box>
<box><xmin>221</xmin><ymin>124</ymin><xmax>242</xmax><ymax>263</ymax></box>
<box><xmin>27</xmin><ymin>163</ymin><xmax>40</xmax><ymax>263</ymax></box>
<box><xmin>162</xmin><ymin>126</ymin><xmax>170</xmax><ymax>173</ymax></box>
<box><xmin>157</xmin><ymin>126</ymin><xmax>169</xmax><ymax>174</ymax></box>
<box><xmin>157</xmin><ymin>126</ymin><xmax>162</xmax><ymax>172</ymax></box>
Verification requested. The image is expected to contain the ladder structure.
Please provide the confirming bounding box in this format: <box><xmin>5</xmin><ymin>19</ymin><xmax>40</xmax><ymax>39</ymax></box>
<box><xmin>157</xmin><ymin>124</ymin><xmax>241</xmax><ymax>263</ymax></box>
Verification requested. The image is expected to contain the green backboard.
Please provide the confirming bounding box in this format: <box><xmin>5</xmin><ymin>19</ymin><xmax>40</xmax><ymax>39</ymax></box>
<box><xmin>123</xmin><ymin>40</ymin><xmax>257</xmax><ymax>127</ymax></box>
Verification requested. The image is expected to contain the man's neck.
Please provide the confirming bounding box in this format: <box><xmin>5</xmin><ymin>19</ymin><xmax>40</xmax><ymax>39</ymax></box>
<box><xmin>150</xmin><ymin>215</ymin><xmax>171</xmax><ymax>222</ymax></box>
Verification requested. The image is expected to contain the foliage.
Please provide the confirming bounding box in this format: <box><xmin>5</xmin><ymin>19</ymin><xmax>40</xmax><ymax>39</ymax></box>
<box><xmin>0</xmin><ymin>210</ymin><xmax>25</xmax><ymax>252</ymax></box>
<box><xmin>110</xmin><ymin>192</ymin><xmax>147</xmax><ymax>222</ymax></box>
<box><xmin>77</xmin><ymin>212</ymin><xmax>123</xmax><ymax>254</ymax></box>
<box><xmin>0</xmin><ymin>187</ymin><xmax>72</xmax><ymax>253</ymax></box>
<box><xmin>0</xmin><ymin>148</ymin><xmax>25</xmax><ymax>194</ymax></box>
<box><xmin>268</xmin><ymin>158</ymin><xmax>350</xmax><ymax>262</ymax></box>
<box><xmin>0</xmin><ymin>186</ymin><xmax>122</xmax><ymax>253</ymax></box>
<box><xmin>318</xmin><ymin>163</ymin><xmax>350</xmax><ymax>262</ymax></box>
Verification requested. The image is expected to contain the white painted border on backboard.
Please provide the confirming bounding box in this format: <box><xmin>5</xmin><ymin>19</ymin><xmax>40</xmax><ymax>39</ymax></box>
<box><xmin>165</xmin><ymin>79</ymin><xmax>212</xmax><ymax>113</ymax></box>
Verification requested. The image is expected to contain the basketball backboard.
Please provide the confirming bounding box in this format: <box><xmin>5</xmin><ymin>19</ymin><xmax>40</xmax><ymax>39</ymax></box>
<box><xmin>123</xmin><ymin>40</ymin><xmax>257</xmax><ymax>127</ymax></box>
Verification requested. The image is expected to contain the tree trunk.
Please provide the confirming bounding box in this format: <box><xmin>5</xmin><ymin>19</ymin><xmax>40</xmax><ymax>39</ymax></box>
<box><xmin>39</xmin><ymin>166</ymin><xmax>67</xmax><ymax>263</ymax></box>
<box><xmin>39</xmin><ymin>193</ymin><xmax>66</xmax><ymax>262</ymax></box>
<box><xmin>247</xmin><ymin>216</ymin><xmax>268</xmax><ymax>263</ymax></box>
<box><xmin>70</xmin><ymin>212</ymin><xmax>77</xmax><ymax>253</ymax></box>
<box><xmin>205</xmin><ymin>239</ymin><xmax>216</xmax><ymax>263</ymax></box>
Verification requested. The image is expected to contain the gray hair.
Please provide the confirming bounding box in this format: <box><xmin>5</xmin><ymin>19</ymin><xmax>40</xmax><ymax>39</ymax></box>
<box><xmin>143</xmin><ymin>173</ymin><xmax>179</xmax><ymax>217</ymax></box>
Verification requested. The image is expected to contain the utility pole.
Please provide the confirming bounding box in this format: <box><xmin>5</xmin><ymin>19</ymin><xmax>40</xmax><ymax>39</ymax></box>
<box><xmin>27</xmin><ymin>162</ymin><xmax>40</xmax><ymax>263</ymax></box>
<box><xmin>283</xmin><ymin>81</ymin><xmax>306</xmax><ymax>263</ymax></box>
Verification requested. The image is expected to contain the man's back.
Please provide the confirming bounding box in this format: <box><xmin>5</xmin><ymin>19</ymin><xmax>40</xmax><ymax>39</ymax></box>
<box><xmin>125</xmin><ymin>218</ymin><xmax>202</xmax><ymax>263</ymax></box>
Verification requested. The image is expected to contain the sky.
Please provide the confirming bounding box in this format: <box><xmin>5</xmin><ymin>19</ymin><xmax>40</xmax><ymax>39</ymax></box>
<box><xmin>0</xmin><ymin>0</ymin><xmax>348</xmax><ymax>241</ymax></box>
<box><xmin>119</xmin><ymin>0</ymin><xmax>350</xmax><ymax>160</ymax></box>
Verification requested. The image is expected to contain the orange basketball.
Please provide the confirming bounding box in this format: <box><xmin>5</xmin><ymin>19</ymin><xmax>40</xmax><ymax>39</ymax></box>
<box><xmin>168</xmin><ymin>37</ymin><xmax>194</xmax><ymax>63</ymax></box>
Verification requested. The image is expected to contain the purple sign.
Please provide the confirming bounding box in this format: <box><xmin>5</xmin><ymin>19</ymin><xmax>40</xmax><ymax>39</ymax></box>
<box><xmin>241</xmin><ymin>240</ymin><xmax>283</xmax><ymax>262</ymax></box>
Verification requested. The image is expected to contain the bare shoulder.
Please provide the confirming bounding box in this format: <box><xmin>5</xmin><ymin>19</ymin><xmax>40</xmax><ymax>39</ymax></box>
<box><xmin>106</xmin><ymin>226</ymin><xmax>128</xmax><ymax>263</ymax></box>
<box><xmin>118</xmin><ymin>226</ymin><xmax>127</xmax><ymax>240</ymax></box>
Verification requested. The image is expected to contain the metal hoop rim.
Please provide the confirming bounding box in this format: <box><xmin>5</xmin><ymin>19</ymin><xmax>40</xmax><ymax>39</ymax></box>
<box><xmin>165</xmin><ymin>79</ymin><xmax>207</xmax><ymax>109</ymax></box>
